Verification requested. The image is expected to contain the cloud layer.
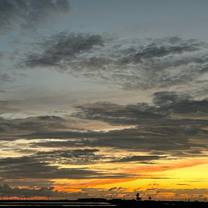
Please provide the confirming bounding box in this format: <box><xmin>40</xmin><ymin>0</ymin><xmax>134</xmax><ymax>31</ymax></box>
<box><xmin>0</xmin><ymin>0</ymin><xmax>70</xmax><ymax>32</ymax></box>
<box><xmin>25</xmin><ymin>35</ymin><xmax>208</xmax><ymax>94</ymax></box>
<box><xmin>1</xmin><ymin>91</ymin><xmax>207</xmax><ymax>159</ymax></box>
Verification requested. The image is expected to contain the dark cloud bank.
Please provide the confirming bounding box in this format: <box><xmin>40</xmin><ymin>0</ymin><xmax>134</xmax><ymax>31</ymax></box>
<box><xmin>0</xmin><ymin>155</ymin><xmax>129</xmax><ymax>180</ymax></box>
<box><xmin>29</xmin><ymin>91</ymin><xmax>207</xmax><ymax>156</ymax></box>
<box><xmin>1</xmin><ymin>91</ymin><xmax>208</xmax><ymax>157</ymax></box>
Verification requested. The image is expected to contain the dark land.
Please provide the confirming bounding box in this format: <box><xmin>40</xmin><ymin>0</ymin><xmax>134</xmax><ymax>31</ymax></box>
<box><xmin>0</xmin><ymin>199</ymin><xmax>207</xmax><ymax>208</ymax></box>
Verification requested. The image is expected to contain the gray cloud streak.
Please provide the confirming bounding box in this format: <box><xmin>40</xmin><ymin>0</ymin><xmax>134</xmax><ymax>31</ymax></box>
<box><xmin>22</xmin><ymin>91</ymin><xmax>207</xmax><ymax>158</ymax></box>
<box><xmin>26</xmin><ymin>33</ymin><xmax>104</xmax><ymax>68</ymax></box>
<box><xmin>0</xmin><ymin>156</ymin><xmax>129</xmax><ymax>180</ymax></box>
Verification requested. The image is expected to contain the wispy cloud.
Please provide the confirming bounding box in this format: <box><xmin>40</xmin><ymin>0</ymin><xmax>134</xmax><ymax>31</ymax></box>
<box><xmin>0</xmin><ymin>0</ymin><xmax>70</xmax><ymax>32</ymax></box>
<box><xmin>24</xmin><ymin>35</ymin><xmax>208</xmax><ymax>95</ymax></box>
<box><xmin>25</xmin><ymin>33</ymin><xmax>104</xmax><ymax>68</ymax></box>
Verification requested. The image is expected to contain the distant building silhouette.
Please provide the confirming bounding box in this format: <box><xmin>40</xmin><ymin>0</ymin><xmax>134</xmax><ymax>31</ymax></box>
<box><xmin>136</xmin><ymin>193</ymin><xmax>142</xmax><ymax>201</ymax></box>
<box><xmin>148</xmin><ymin>196</ymin><xmax>152</xmax><ymax>201</ymax></box>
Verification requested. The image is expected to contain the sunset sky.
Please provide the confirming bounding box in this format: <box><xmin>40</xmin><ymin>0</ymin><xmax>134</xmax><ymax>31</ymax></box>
<box><xmin>0</xmin><ymin>0</ymin><xmax>208</xmax><ymax>201</ymax></box>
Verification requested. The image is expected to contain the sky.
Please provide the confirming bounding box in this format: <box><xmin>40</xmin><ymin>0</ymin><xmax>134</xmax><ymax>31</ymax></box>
<box><xmin>0</xmin><ymin>0</ymin><xmax>208</xmax><ymax>200</ymax></box>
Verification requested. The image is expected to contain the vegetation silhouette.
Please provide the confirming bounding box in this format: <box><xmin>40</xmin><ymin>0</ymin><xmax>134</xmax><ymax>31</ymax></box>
<box><xmin>0</xmin><ymin>195</ymin><xmax>207</xmax><ymax>208</ymax></box>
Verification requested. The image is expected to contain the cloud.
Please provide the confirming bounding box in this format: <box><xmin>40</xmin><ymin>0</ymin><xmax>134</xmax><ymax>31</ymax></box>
<box><xmin>74</xmin><ymin>102</ymin><xmax>164</xmax><ymax>125</ymax></box>
<box><xmin>0</xmin><ymin>184</ymin><xmax>57</xmax><ymax>198</ymax></box>
<box><xmin>120</xmin><ymin>37</ymin><xmax>199</xmax><ymax>61</ymax></box>
<box><xmin>32</xmin><ymin>149</ymin><xmax>164</xmax><ymax>166</ymax></box>
<box><xmin>111</xmin><ymin>155</ymin><xmax>165</xmax><ymax>163</ymax></box>
<box><xmin>24</xmin><ymin>35</ymin><xmax>208</xmax><ymax>94</ymax></box>
<box><xmin>34</xmin><ymin>149</ymin><xmax>102</xmax><ymax>165</ymax></box>
<box><xmin>0</xmin><ymin>72</ymin><xmax>12</xmax><ymax>82</ymax></box>
<box><xmin>0</xmin><ymin>0</ymin><xmax>70</xmax><ymax>32</ymax></box>
<box><xmin>35</xmin><ymin>91</ymin><xmax>207</xmax><ymax>156</ymax></box>
<box><xmin>0</xmin><ymin>92</ymin><xmax>207</xmax><ymax>193</ymax></box>
<box><xmin>0</xmin><ymin>100</ymin><xmax>18</xmax><ymax>114</ymax></box>
<box><xmin>0</xmin><ymin>155</ymin><xmax>127</xmax><ymax>180</ymax></box>
<box><xmin>0</xmin><ymin>116</ymin><xmax>66</xmax><ymax>134</ymax></box>
<box><xmin>1</xmin><ymin>91</ymin><xmax>207</xmax><ymax>158</ymax></box>
<box><xmin>75</xmin><ymin>91</ymin><xmax>208</xmax><ymax>123</ymax></box>
<box><xmin>30</xmin><ymin>126</ymin><xmax>207</xmax><ymax>160</ymax></box>
<box><xmin>92</xmin><ymin>90</ymin><xmax>208</xmax><ymax>118</ymax></box>
<box><xmin>1</xmin><ymin>184</ymin><xmax>207</xmax><ymax>200</ymax></box>
<box><xmin>25</xmin><ymin>33</ymin><xmax>104</xmax><ymax>68</ymax></box>
<box><xmin>0</xmin><ymin>184</ymin><xmax>133</xmax><ymax>199</ymax></box>
<box><xmin>153</xmin><ymin>91</ymin><xmax>208</xmax><ymax>115</ymax></box>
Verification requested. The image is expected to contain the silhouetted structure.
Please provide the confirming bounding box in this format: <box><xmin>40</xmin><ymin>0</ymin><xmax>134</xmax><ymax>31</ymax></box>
<box><xmin>136</xmin><ymin>193</ymin><xmax>142</xmax><ymax>201</ymax></box>
<box><xmin>148</xmin><ymin>196</ymin><xmax>152</xmax><ymax>201</ymax></box>
<box><xmin>0</xmin><ymin>199</ymin><xmax>207</xmax><ymax>207</ymax></box>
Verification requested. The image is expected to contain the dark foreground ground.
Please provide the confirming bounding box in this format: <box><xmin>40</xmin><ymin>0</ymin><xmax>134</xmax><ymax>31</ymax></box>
<box><xmin>0</xmin><ymin>200</ymin><xmax>207</xmax><ymax>208</ymax></box>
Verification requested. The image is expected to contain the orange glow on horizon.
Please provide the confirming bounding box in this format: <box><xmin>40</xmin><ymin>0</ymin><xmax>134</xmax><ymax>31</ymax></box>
<box><xmin>49</xmin><ymin>157</ymin><xmax>208</xmax><ymax>201</ymax></box>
